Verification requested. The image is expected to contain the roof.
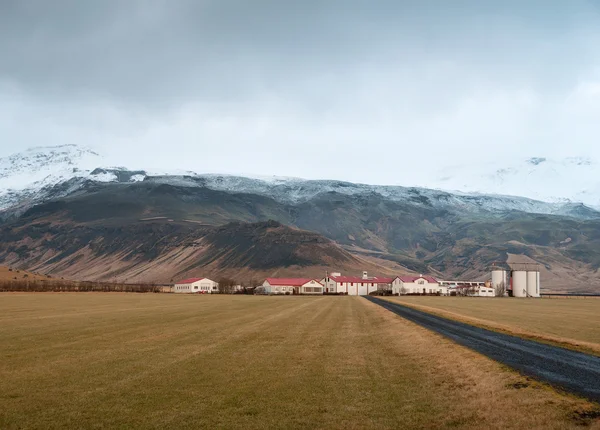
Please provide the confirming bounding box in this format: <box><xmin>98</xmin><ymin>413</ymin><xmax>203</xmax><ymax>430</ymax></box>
<box><xmin>265</xmin><ymin>278</ymin><xmax>318</xmax><ymax>287</ymax></box>
<box><xmin>176</xmin><ymin>277</ymin><xmax>207</xmax><ymax>284</ymax></box>
<box><xmin>396</xmin><ymin>275</ymin><xmax>439</xmax><ymax>284</ymax></box>
<box><xmin>327</xmin><ymin>275</ymin><xmax>394</xmax><ymax>284</ymax></box>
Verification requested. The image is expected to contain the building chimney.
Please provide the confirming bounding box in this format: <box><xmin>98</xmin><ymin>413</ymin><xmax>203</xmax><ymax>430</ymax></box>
<box><xmin>362</xmin><ymin>271</ymin><xmax>368</xmax><ymax>280</ymax></box>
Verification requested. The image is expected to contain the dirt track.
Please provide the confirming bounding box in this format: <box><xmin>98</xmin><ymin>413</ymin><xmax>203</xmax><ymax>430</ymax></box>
<box><xmin>366</xmin><ymin>297</ymin><xmax>600</xmax><ymax>403</ymax></box>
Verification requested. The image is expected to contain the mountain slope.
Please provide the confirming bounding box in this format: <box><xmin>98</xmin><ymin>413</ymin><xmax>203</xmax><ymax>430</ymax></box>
<box><xmin>0</xmin><ymin>216</ymin><xmax>391</xmax><ymax>284</ymax></box>
<box><xmin>1</xmin><ymin>178</ymin><xmax>600</xmax><ymax>292</ymax></box>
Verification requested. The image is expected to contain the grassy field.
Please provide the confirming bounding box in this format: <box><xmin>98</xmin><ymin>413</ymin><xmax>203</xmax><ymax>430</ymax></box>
<box><xmin>1</xmin><ymin>294</ymin><xmax>599</xmax><ymax>429</ymax></box>
<box><xmin>384</xmin><ymin>296</ymin><xmax>600</xmax><ymax>354</ymax></box>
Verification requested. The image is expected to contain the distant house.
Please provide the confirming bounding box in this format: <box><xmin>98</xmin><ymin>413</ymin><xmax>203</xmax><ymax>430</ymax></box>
<box><xmin>391</xmin><ymin>275</ymin><xmax>445</xmax><ymax>295</ymax></box>
<box><xmin>469</xmin><ymin>285</ymin><xmax>495</xmax><ymax>297</ymax></box>
<box><xmin>262</xmin><ymin>278</ymin><xmax>324</xmax><ymax>295</ymax></box>
<box><xmin>440</xmin><ymin>281</ymin><xmax>487</xmax><ymax>297</ymax></box>
<box><xmin>173</xmin><ymin>278</ymin><xmax>218</xmax><ymax>294</ymax></box>
<box><xmin>321</xmin><ymin>272</ymin><xmax>394</xmax><ymax>296</ymax></box>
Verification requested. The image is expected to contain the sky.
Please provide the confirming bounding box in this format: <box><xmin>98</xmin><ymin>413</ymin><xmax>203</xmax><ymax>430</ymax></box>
<box><xmin>2</xmin><ymin>0</ymin><xmax>600</xmax><ymax>186</ymax></box>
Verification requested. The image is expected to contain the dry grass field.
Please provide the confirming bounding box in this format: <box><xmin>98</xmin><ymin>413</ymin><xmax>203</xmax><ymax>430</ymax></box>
<box><xmin>384</xmin><ymin>296</ymin><xmax>600</xmax><ymax>354</ymax></box>
<box><xmin>1</xmin><ymin>294</ymin><xmax>599</xmax><ymax>429</ymax></box>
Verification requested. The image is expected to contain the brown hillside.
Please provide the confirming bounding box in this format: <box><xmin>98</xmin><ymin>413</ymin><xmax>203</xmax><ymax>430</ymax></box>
<box><xmin>0</xmin><ymin>266</ymin><xmax>56</xmax><ymax>282</ymax></box>
<box><xmin>0</xmin><ymin>219</ymin><xmax>403</xmax><ymax>284</ymax></box>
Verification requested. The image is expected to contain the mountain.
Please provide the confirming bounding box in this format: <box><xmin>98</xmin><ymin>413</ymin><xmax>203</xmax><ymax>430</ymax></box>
<box><xmin>1</xmin><ymin>145</ymin><xmax>600</xmax><ymax>219</ymax></box>
<box><xmin>0</xmin><ymin>145</ymin><xmax>147</xmax><ymax>219</ymax></box>
<box><xmin>0</xmin><ymin>214</ymin><xmax>395</xmax><ymax>284</ymax></box>
<box><xmin>427</xmin><ymin>156</ymin><xmax>600</xmax><ymax>207</ymax></box>
<box><xmin>1</xmin><ymin>144</ymin><xmax>600</xmax><ymax>292</ymax></box>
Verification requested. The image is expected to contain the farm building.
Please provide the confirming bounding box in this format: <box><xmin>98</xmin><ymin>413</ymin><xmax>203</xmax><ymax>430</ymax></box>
<box><xmin>173</xmin><ymin>277</ymin><xmax>218</xmax><ymax>294</ymax></box>
<box><xmin>446</xmin><ymin>284</ymin><xmax>495</xmax><ymax>297</ymax></box>
<box><xmin>471</xmin><ymin>285</ymin><xmax>495</xmax><ymax>297</ymax></box>
<box><xmin>321</xmin><ymin>272</ymin><xmax>394</xmax><ymax>296</ymax></box>
<box><xmin>392</xmin><ymin>275</ymin><xmax>445</xmax><ymax>295</ymax></box>
<box><xmin>262</xmin><ymin>278</ymin><xmax>324</xmax><ymax>295</ymax></box>
<box><xmin>440</xmin><ymin>280</ymin><xmax>486</xmax><ymax>289</ymax></box>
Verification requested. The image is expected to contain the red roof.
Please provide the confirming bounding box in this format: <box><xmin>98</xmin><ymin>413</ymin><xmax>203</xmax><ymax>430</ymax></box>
<box><xmin>396</xmin><ymin>275</ymin><xmax>439</xmax><ymax>283</ymax></box>
<box><xmin>327</xmin><ymin>276</ymin><xmax>394</xmax><ymax>284</ymax></box>
<box><xmin>265</xmin><ymin>278</ymin><xmax>319</xmax><ymax>287</ymax></box>
<box><xmin>176</xmin><ymin>277</ymin><xmax>207</xmax><ymax>284</ymax></box>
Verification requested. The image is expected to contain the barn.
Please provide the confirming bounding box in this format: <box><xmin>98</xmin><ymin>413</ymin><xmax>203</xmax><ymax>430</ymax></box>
<box><xmin>173</xmin><ymin>277</ymin><xmax>218</xmax><ymax>294</ymax></box>
<box><xmin>262</xmin><ymin>278</ymin><xmax>324</xmax><ymax>295</ymax></box>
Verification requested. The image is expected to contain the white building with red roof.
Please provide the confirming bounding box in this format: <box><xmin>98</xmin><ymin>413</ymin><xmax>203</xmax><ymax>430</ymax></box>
<box><xmin>174</xmin><ymin>277</ymin><xmax>218</xmax><ymax>294</ymax></box>
<box><xmin>391</xmin><ymin>275</ymin><xmax>446</xmax><ymax>295</ymax></box>
<box><xmin>321</xmin><ymin>271</ymin><xmax>394</xmax><ymax>296</ymax></box>
<box><xmin>261</xmin><ymin>278</ymin><xmax>324</xmax><ymax>295</ymax></box>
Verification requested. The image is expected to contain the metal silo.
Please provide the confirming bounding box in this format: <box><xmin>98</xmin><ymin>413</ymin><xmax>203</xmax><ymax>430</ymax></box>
<box><xmin>526</xmin><ymin>270</ymin><xmax>540</xmax><ymax>297</ymax></box>
<box><xmin>512</xmin><ymin>271</ymin><xmax>527</xmax><ymax>298</ymax></box>
<box><xmin>491</xmin><ymin>270</ymin><xmax>506</xmax><ymax>293</ymax></box>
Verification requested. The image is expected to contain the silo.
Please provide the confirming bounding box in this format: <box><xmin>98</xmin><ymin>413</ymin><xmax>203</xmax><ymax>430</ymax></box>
<box><xmin>491</xmin><ymin>270</ymin><xmax>506</xmax><ymax>292</ymax></box>
<box><xmin>526</xmin><ymin>271</ymin><xmax>540</xmax><ymax>298</ymax></box>
<box><xmin>512</xmin><ymin>271</ymin><xmax>527</xmax><ymax>298</ymax></box>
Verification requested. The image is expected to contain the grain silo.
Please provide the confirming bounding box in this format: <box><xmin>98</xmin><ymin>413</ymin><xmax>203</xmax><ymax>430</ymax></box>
<box><xmin>491</xmin><ymin>269</ymin><xmax>506</xmax><ymax>293</ymax></box>
<box><xmin>526</xmin><ymin>270</ymin><xmax>540</xmax><ymax>297</ymax></box>
<box><xmin>512</xmin><ymin>270</ymin><xmax>527</xmax><ymax>298</ymax></box>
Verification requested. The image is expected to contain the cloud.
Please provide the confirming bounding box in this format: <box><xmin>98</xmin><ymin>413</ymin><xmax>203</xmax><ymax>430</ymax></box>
<box><xmin>2</xmin><ymin>0</ymin><xmax>600</xmax><ymax>186</ymax></box>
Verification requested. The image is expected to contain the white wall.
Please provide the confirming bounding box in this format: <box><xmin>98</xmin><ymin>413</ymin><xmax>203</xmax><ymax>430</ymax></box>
<box><xmin>392</xmin><ymin>278</ymin><xmax>447</xmax><ymax>295</ymax></box>
<box><xmin>299</xmin><ymin>280</ymin><xmax>323</xmax><ymax>295</ymax></box>
<box><xmin>261</xmin><ymin>280</ymin><xmax>297</xmax><ymax>295</ymax></box>
<box><xmin>262</xmin><ymin>280</ymin><xmax>323</xmax><ymax>295</ymax></box>
<box><xmin>174</xmin><ymin>278</ymin><xmax>218</xmax><ymax>294</ymax></box>
<box><xmin>473</xmin><ymin>287</ymin><xmax>495</xmax><ymax>297</ymax></box>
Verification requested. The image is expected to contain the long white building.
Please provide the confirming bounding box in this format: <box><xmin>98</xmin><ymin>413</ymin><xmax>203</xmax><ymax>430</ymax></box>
<box><xmin>173</xmin><ymin>277</ymin><xmax>218</xmax><ymax>294</ymax></box>
<box><xmin>321</xmin><ymin>272</ymin><xmax>394</xmax><ymax>296</ymax></box>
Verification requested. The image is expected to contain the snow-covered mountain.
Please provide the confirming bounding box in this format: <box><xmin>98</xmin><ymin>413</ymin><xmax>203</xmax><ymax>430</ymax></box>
<box><xmin>0</xmin><ymin>144</ymin><xmax>599</xmax><ymax>219</ymax></box>
<box><xmin>427</xmin><ymin>156</ymin><xmax>600</xmax><ymax>208</ymax></box>
<box><xmin>0</xmin><ymin>145</ymin><xmax>146</xmax><ymax>212</ymax></box>
<box><xmin>185</xmin><ymin>174</ymin><xmax>597</xmax><ymax>218</ymax></box>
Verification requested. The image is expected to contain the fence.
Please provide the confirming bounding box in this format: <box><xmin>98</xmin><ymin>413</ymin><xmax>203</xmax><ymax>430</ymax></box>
<box><xmin>541</xmin><ymin>293</ymin><xmax>600</xmax><ymax>299</ymax></box>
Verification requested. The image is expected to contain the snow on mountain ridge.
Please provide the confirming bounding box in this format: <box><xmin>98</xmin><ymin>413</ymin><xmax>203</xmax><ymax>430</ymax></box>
<box><xmin>0</xmin><ymin>145</ymin><xmax>598</xmax><ymax>219</ymax></box>
<box><xmin>0</xmin><ymin>145</ymin><xmax>144</xmax><ymax>211</ymax></box>
<box><xmin>195</xmin><ymin>174</ymin><xmax>585</xmax><ymax>216</ymax></box>
<box><xmin>429</xmin><ymin>156</ymin><xmax>600</xmax><ymax>207</ymax></box>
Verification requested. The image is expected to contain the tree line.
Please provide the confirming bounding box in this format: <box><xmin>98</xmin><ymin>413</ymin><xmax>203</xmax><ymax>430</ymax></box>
<box><xmin>0</xmin><ymin>279</ymin><xmax>163</xmax><ymax>293</ymax></box>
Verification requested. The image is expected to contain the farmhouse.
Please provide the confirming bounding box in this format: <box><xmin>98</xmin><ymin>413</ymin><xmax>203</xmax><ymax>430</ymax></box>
<box><xmin>392</xmin><ymin>275</ymin><xmax>445</xmax><ymax>295</ymax></box>
<box><xmin>262</xmin><ymin>278</ymin><xmax>324</xmax><ymax>295</ymax></box>
<box><xmin>174</xmin><ymin>277</ymin><xmax>218</xmax><ymax>294</ymax></box>
<box><xmin>321</xmin><ymin>272</ymin><xmax>394</xmax><ymax>296</ymax></box>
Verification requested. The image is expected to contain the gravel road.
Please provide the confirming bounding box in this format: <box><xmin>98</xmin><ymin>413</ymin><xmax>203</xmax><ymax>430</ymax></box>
<box><xmin>366</xmin><ymin>296</ymin><xmax>600</xmax><ymax>403</ymax></box>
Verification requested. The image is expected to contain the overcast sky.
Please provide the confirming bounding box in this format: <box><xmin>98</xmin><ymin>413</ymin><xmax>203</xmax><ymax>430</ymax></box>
<box><xmin>2</xmin><ymin>0</ymin><xmax>600</xmax><ymax>185</ymax></box>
